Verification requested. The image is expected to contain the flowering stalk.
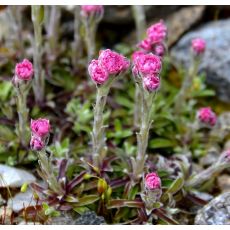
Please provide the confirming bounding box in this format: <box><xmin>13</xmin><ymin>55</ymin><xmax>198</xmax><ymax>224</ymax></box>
<box><xmin>31</xmin><ymin>6</ymin><xmax>45</xmax><ymax>104</ymax></box>
<box><xmin>133</xmin><ymin>83</ymin><xmax>156</xmax><ymax>180</ymax></box>
<box><xmin>92</xmin><ymin>78</ymin><xmax>115</xmax><ymax>167</ymax></box>
<box><xmin>134</xmin><ymin>21</ymin><xmax>167</xmax><ymax>128</ymax></box>
<box><xmin>131</xmin><ymin>52</ymin><xmax>162</xmax><ymax>181</ymax></box>
<box><xmin>88</xmin><ymin>49</ymin><xmax>130</xmax><ymax>167</ymax></box>
<box><xmin>174</xmin><ymin>38</ymin><xmax>206</xmax><ymax>114</ymax></box>
<box><xmin>81</xmin><ymin>6</ymin><xmax>104</xmax><ymax>63</ymax></box>
<box><xmin>46</xmin><ymin>6</ymin><xmax>61</xmax><ymax>62</ymax></box>
<box><xmin>132</xmin><ymin>5</ymin><xmax>146</xmax><ymax>42</ymax></box>
<box><xmin>30</xmin><ymin>119</ymin><xmax>63</xmax><ymax>194</ymax></box>
<box><xmin>8</xmin><ymin>6</ymin><xmax>24</xmax><ymax>58</ymax></box>
<box><xmin>12</xmin><ymin>59</ymin><xmax>34</xmax><ymax>147</ymax></box>
<box><xmin>186</xmin><ymin>149</ymin><xmax>230</xmax><ymax>188</ymax></box>
<box><xmin>72</xmin><ymin>6</ymin><xmax>83</xmax><ymax>71</ymax></box>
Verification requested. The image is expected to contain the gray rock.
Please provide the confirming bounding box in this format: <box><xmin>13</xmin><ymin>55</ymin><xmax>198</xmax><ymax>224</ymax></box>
<box><xmin>195</xmin><ymin>192</ymin><xmax>230</xmax><ymax>225</ymax></box>
<box><xmin>171</xmin><ymin>19</ymin><xmax>230</xmax><ymax>103</ymax></box>
<box><xmin>0</xmin><ymin>164</ymin><xmax>36</xmax><ymax>188</ymax></box>
<box><xmin>7</xmin><ymin>189</ymin><xmax>36</xmax><ymax>212</ymax></box>
<box><xmin>75</xmin><ymin>211</ymin><xmax>106</xmax><ymax>225</ymax></box>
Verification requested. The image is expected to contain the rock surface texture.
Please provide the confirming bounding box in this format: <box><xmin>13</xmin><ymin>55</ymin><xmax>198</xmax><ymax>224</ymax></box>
<box><xmin>195</xmin><ymin>192</ymin><xmax>230</xmax><ymax>224</ymax></box>
<box><xmin>0</xmin><ymin>164</ymin><xmax>36</xmax><ymax>187</ymax></box>
<box><xmin>171</xmin><ymin>19</ymin><xmax>230</xmax><ymax>103</ymax></box>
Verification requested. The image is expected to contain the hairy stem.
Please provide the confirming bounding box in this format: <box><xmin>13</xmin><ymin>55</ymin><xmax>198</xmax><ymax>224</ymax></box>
<box><xmin>174</xmin><ymin>58</ymin><xmax>200</xmax><ymax>114</ymax></box>
<box><xmin>46</xmin><ymin>6</ymin><xmax>61</xmax><ymax>60</ymax></box>
<box><xmin>72</xmin><ymin>6</ymin><xmax>83</xmax><ymax>71</ymax></box>
<box><xmin>92</xmin><ymin>79</ymin><xmax>114</xmax><ymax>167</ymax></box>
<box><xmin>132</xmin><ymin>5</ymin><xmax>146</xmax><ymax>42</ymax></box>
<box><xmin>133</xmin><ymin>83</ymin><xmax>155</xmax><ymax>180</ymax></box>
<box><xmin>16</xmin><ymin>86</ymin><xmax>29</xmax><ymax>147</ymax></box>
<box><xmin>37</xmin><ymin>150</ymin><xmax>63</xmax><ymax>194</ymax></box>
<box><xmin>186</xmin><ymin>162</ymin><xmax>230</xmax><ymax>188</ymax></box>
<box><xmin>82</xmin><ymin>16</ymin><xmax>97</xmax><ymax>64</ymax></box>
<box><xmin>31</xmin><ymin>6</ymin><xmax>45</xmax><ymax>104</ymax></box>
<box><xmin>131</xmin><ymin>6</ymin><xmax>146</xmax><ymax>128</ymax></box>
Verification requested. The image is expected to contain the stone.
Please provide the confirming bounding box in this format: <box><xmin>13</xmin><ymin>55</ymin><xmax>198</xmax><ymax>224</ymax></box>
<box><xmin>195</xmin><ymin>192</ymin><xmax>230</xmax><ymax>224</ymax></box>
<box><xmin>167</xmin><ymin>6</ymin><xmax>205</xmax><ymax>47</ymax></box>
<box><xmin>0</xmin><ymin>164</ymin><xmax>36</xmax><ymax>188</ymax></box>
<box><xmin>7</xmin><ymin>189</ymin><xmax>36</xmax><ymax>212</ymax></box>
<box><xmin>171</xmin><ymin>19</ymin><xmax>230</xmax><ymax>103</ymax></box>
<box><xmin>74</xmin><ymin>211</ymin><xmax>106</xmax><ymax>225</ymax></box>
<box><xmin>218</xmin><ymin>175</ymin><xmax>230</xmax><ymax>193</ymax></box>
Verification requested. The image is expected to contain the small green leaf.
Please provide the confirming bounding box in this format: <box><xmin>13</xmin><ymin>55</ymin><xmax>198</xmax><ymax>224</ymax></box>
<box><xmin>150</xmin><ymin>138</ymin><xmax>176</xmax><ymax>149</ymax></box>
<box><xmin>73</xmin><ymin>195</ymin><xmax>99</xmax><ymax>207</ymax></box>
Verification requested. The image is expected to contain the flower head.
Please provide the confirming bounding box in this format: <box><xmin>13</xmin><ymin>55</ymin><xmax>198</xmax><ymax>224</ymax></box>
<box><xmin>138</xmin><ymin>38</ymin><xmax>152</xmax><ymax>52</ymax></box>
<box><xmin>145</xmin><ymin>172</ymin><xmax>161</xmax><ymax>190</ymax></box>
<box><xmin>31</xmin><ymin>118</ymin><xmax>50</xmax><ymax>138</ymax></box>
<box><xmin>143</xmin><ymin>74</ymin><xmax>160</xmax><ymax>92</ymax></box>
<box><xmin>30</xmin><ymin>136</ymin><xmax>45</xmax><ymax>151</ymax></box>
<box><xmin>88</xmin><ymin>59</ymin><xmax>109</xmax><ymax>85</ymax></box>
<box><xmin>134</xmin><ymin>53</ymin><xmax>161</xmax><ymax>75</ymax></box>
<box><xmin>15</xmin><ymin>59</ymin><xmax>34</xmax><ymax>81</ymax></box>
<box><xmin>153</xmin><ymin>43</ymin><xmax>165</xmax><ymax>57</ymax></box>
<box><xmin>197</xmin><ymin>107</ymin><xmax>217</xmax><ymax>126</ymax></box>
<box><xmin>191</xmin><ymin>38</ymin><xmax>206</xmax><ymax>55</ymax></box>
<box><xmin>81</xmin><ymin>5</ymin><xmax>104</xmax><ymax>16</ymax></box>
<box><xmin>98</xmin><ymin>49</ymin><xmax>130</xmax><ymax>75</ymax></box>
<box><xmin>147</xmin><ymin>20</ymin><xmax>167</xmax><ymax>44</ymax></box>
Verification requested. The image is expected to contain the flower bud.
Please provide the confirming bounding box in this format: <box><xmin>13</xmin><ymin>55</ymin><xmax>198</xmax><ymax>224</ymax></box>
<box><xmin>138</xmin><ymin>38</ymin><xmax>152</xmax><ymax>52</ymax></box>
<box><xmin>30</xmin><ymin>136</ymin><xmax>45</xmax><ymax>151</ymax></box>
<box><xmin>143</xmin><ymin>74</ymin><xmax>160</xmax><ymax>92</ymax></box>
<box><xmin>31</xmin><ymin>118</ymin><xmax>50</xmax><ymax>138</ymax></box>
<box><xmin>88</xmin><ymin>59</ymin><xmax>109</xmax><ymax>85</ymax></box>
<box><xmin>15</xmin><ymin>59</ymin><xmax>34</xmax><ymax>81</ymax></box>
<box><xmin>191</xmin><ymin>38</ymin><xmax>206</xmax><ymax>55</ymax></box>
<box><xmin>147</xmin><ymin>20</ymin><xmax>167</xmax><ymax>44</ymax></box>
<box><xmin>145</xmin><ymin>172</ymin><xmax>161</xmax><ymax>190</ymax></box>
<box><xmin>81</xmin><ymin>5</ymin><xmax>104</xmax><ymax>17</ymax></box>
<box><xmin>97</xmin><ymin>178</ymin><xmax>108</xmax><ymax>194</ymax></box>
<box><xmin>98</xmin><ymin>49</ymin><xmax>130</xmax><ymax>75</ymax></box>
<box><xmin>197</xmin><ymin>107</ymin><xmax>217</xmax><ymax>127</ymax></box>
<box><xmin>134</xmin><ymin>53</ymin><xmax>162</xmax><ymax>76</ymax></box>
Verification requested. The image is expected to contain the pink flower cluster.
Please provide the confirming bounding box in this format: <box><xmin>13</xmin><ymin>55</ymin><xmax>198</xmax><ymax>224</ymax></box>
<box><xmin>30</xmin><ymin>118</ymin><xmax>50</xmax><ymax>151</ymax></box>
<box><xmin>132</xmin><ymin>51</ymin><xmax>161</xmax><ymax>92</ymax></box>
<box><xmin>197</xmin><ymin>107</ymin><xmax>217</xmax><ymax>127</ymax></box>
<box><xmin>145</xmin><ymin>172</ymin><xmax>161</xmax><ymax>190</ymax></box>
<box><xmin>13</xmin><ymin>59</ymin><xmax>34</xmax><ymax>85</ymax></box>
<box><xmin>138</xmin><ymin>20</ymin><xmax>167</xmax><ymax>57</ymax></box>
<box><xmin>81</xmin><ymin>5</ymin><xmax>104</xmax><ymax>17</ymax></box>
<box><xmin>88</xmin><ymin>49</ymin><xmax>130</xmax><ymax>85</ymax></box>
<box><xmin>191</xmin><ymin>38</ymin><xmax>206</xmax><ymax>55</ymax></box>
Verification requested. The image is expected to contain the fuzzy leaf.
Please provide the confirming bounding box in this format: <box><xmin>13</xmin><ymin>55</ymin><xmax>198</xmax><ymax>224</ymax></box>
<box><xmin>150</xmin><ymin>138</ymin><xmax>176</xmax><ymax>149</ymax></box>
<box><xmin>73</xmin><ymin>195</ymin><xmax>99</xmax><ymax>207</ymax></box>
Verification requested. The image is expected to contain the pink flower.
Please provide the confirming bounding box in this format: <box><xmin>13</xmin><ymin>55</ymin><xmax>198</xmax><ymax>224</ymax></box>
<box><xmin>98</xmin><ymin>49</ymin><xmax>130</xmax><ymax>75</ymax></box>
<box><xmin>31</xmin><ymin>118</ymin><xmax>50</xmax><ymax>137</ymax></box>
<box><xmin>134</xmin><ymin>53</ymin><xmax>162</xmax><ymax>75</ymax></box>
<box><xmin>145</xmin><ymin>172</ymin><xmax>161</xmax><ymax>190</ymax></box>
<box><xmin>30</xmin><ymin>136</ymin><xmax>45</xmax><ymax>151</ymax></box>
<box><xmin>153</xmin><ymin>43</ymin><xmax>165</xmax><ymax>57</ymax></box>
<box><xmin>197</xmin><ymin>107</ymin><xmax>217</xmax><ymax>126</ymax></box>
<box><xmin>131</xmin><ymin>50</ymin><xmax>145</xmax><ymax>64</ymax></box>
<box><xmin>143</xmin><ymin>74</ymin><xmax>160</xmax><ymax>92</ymax></box>
<box><xmin>191</xmin><ymin>38</ymin><xmax>206</xmax><ymax>55</ymax></box>
<box><xmin>138</xmin><ymin>38</ymin><xmax>152</xmax><ymax>52</ymax></box>
<box><xmin>147</xmin><ymin>20</ymin><xmax>167</xmax><ymax>44</ymax></box>
<box><xmin>88</xmin><ymin>59</ymin><xmax>109</xmax><ymax>84</ymax></box>
<box><xmin>81</xmin><ymin>5</ymin><xmax>104</xmax><ymax>16</ymax></box>
<box><xmin>15</xmin><ymin>59</ymin><xmax>33</xmax><ymax>81</ymax></box>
